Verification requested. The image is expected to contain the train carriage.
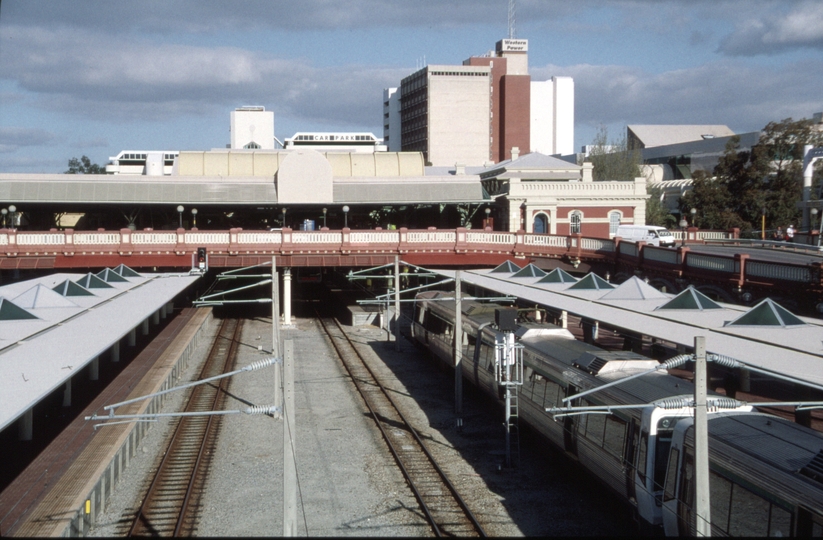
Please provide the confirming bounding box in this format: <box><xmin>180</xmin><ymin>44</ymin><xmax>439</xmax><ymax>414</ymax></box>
<box><xmin>412</xmin><ymin>291</ymin><xmax>774</xmax><ymax>532</ymax></box>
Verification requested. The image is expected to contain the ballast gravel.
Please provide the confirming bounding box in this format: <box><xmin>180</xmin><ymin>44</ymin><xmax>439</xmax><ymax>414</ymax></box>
<box><xmin>91</xmin><ymin>312</ymin><xmax>634</xmax><ymax>536</ymax></box>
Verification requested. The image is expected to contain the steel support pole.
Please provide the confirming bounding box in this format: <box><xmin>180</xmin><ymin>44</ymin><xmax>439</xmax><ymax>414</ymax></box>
<box><xmin>272</xmin><ymin>258</ymin><xmax>282</xmax><ymax>420</ymax></box>
<box><xmin>454</xmin><ymin>270</ymin><xmax>463</xmax><ymax>428</ymax></box>
<box><xmin>394</xmin><ymin>255</ymin><xmax>401</xmax><ymax>351</ymax></box>
<box><xmin>283</xmin><ymin>268</ymin><xmax>292</xmax><ymax>326</ymax></box>
<box><xmin>283</xmin><ymin>340</ymin><xmax>296</xmax><ymax>536</ymax></box>
<box><xmin>694</xmin><ymin>336</ymin><xmax>711</xmax><ymax>537</ymax></box>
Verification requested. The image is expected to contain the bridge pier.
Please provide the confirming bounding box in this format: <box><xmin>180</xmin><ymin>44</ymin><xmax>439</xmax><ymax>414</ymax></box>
<box><xmin>283</xmin><ymin>268</ymin><xmax>292</xmax><ymax>326</ymax></box>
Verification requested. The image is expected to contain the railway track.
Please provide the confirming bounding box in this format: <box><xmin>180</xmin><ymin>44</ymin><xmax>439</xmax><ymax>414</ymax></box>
<box><xmin>128</xmin><ymin>318</ymin><xmax>244</xmax><ymax>537</ymax></box>
<box><xmin>316</xmin><ymin>313</ymin><xmax>486</xmax><ymax>537</ymax></box>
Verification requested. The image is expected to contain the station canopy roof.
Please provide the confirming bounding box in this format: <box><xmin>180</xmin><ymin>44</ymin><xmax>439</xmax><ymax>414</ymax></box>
<box><xmin>0</xmin><ymin>268</ymin><xmax>200</xmax><ymax>433</ymax></box>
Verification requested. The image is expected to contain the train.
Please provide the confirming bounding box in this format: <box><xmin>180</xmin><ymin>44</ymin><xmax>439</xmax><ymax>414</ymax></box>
<box><xmin>412</xmin><ymin>290</ymin><xmax>823</xmax><ymax>536</ymax></box>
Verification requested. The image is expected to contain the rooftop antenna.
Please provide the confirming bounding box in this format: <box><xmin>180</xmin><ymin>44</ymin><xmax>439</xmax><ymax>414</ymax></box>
<box><xmin>508</xmin><ymin>0</ymin><xmax>516</xmax><ymax>39</ymax></box>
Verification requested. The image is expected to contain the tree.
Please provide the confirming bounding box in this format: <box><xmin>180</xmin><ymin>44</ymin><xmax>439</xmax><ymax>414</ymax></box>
<box><xmin>681</xmin><ymin>117</ymin><xmax>823</xmax><ymax>234</ymax></box>
<box><xmin>645</xmin><ymin>184</ymin><xmax>676</xmax><ymax>228</ymax></box>
<box><xmin>587</xmin><ymin>126</ymin><xmax>642</xmax><ymax>181</ymax></box>
<box><xmin>65</xmin><ymin>155</ymin><xmax>106</xmax><ymax>174</ymax></box>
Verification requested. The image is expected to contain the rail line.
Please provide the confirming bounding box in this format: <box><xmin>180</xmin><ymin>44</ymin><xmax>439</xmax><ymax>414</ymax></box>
<box><xmin>128</xmin><ymin>318</ymin><xmax>243</xmax><ymax>537</ymax></box>
<box><xmin>316</xmin><ymin>312</ymin><xmax>486</xmax><ymax>537</ymax></box>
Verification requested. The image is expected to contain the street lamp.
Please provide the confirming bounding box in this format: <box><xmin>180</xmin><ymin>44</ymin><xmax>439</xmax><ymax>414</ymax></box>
<box><xmin>690</xmin><ymin>207</ymin><xmax>697</xmax><ymax>228</ymax></box>
<box><xmin>281</xmin><ymin>207</ymin><xmax>287</xmax><ymax>227</ymax></box>
<box><xmin>485</xmin><ymin>207</ymin><xmax>491</xmax><ymax>229</ymax></box>
<box><xmin>1</xmin><ymin>208</ymin><xmax>7</xmax><ymax>228</ymax></box>
<box><xmin>177</xmin><ymin>205</ymin><xmax>184</xmax><ymax>228</ymax></box>
<box><xmin>191</xmin><ymin>208</ymin><xmax>198</xmax><ymax>228</ymax></box>
<box><xmin>9</xmin><ymin>205</ymin><xmax>16</xmax><ymax>230</ymax></box>
<box><xmin>342</xmin><ymin>205</ymin><xmax>349</xmax><ymax>228</ymax></box>
<box><xmin>679</xmin><ymin>215</ymin><xmax>688</xmax><ymax>247</ymax></box>
<box><xmin>322</xmin><ymin>208</ymin><xmax>327</xmax><ymax>228</ymax></box>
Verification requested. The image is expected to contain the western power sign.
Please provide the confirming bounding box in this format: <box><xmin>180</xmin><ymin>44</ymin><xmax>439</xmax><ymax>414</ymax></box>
<box><xmin>497</xmin><ymin>39</ymin><xmax>528</xmax><ymax>52</ymax></box>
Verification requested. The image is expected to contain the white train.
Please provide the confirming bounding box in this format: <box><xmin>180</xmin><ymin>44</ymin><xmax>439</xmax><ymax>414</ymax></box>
<box><xmin>412</xmin><ymin>291</ymin><xmax>823</xmax><ymax>536</ymax></box>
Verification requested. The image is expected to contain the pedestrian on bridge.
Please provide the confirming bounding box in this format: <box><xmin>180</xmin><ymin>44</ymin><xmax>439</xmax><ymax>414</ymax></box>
<box><xmin>786</xmin><ymin>224</ymin><xmax>795</xmax><ymax>242</ymax></box>
<box><xmin>773</xmin><ymin>227</ymin><xmax>784</xmax><ymax>241</ymax></box>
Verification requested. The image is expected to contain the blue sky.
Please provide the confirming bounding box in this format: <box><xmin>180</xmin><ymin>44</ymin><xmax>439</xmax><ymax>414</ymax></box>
<box><xmin>0</xmin><ymin>0</ymin><xmax>821</xmax><ymax>173</ymax></box>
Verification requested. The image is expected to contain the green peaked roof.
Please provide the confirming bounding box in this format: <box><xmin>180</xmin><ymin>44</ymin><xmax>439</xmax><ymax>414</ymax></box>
<box><xmin>537</xmin><ymin>268</ymin><xmax>579</xmax><ymax>284</ymax></box>
<box><xmin>567</xmin><ymin>273</ymin><xmax>615</xmax><ymax>290</ymax></box>
<box><xmin>96</xmin><ymin>268</ymin><xmax>129</xmax><ymax>283</ymax></box>
<box><xmin>76</xmin><ymin>273</ymin><xmax>113</xmax><ymax>289</ymax></box>
<box><xmin>656</xmin><ymin>286</ymin><xmax>723</xmax><ymax>311</ymax></box>
<box><xmin>490</xmin><ymin>260</ymin><xmax>522</xmax><ymax>273</ymax></box>
<box><xmin>0</xmin><ymin>297</ymin><xmax>38</xmax><ymax>321</ymax></box>
<box><xmin>511</xmin><ymin>264</ymin><xmax>547</xmax><ymax>278</ymax></box>
<box><xmin>53</xmin><ymin>280</ymin><xmax>95</xmax><ymax>297</ymax></box>
<box><xmin>725</xmin><ymin>298</ymin><xmax>806</xmax><ymax>327</ymax></box>
<box><xmin>113</xmin><ymin>264</ymin><xmax>141</xmax><ymax>278</ymax></box>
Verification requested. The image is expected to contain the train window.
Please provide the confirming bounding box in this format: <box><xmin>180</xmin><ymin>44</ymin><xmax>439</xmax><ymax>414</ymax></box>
<box><xmin>769</xmin><ymin>505</ymin><xmax>792</xmax><ymax>537</ymax></box>
<box><xmin>603</xmin><ymin>416</ymin><xmax>626</xmax><ymax>459</ymax></box>
<box><xmin>655</xmin><ymin>433</ymin><xmax>674</xmax><ymax>491</ymax></box>
<box><xmin>728</xmin><ymin>483</ymin><xmax>769</xmax><ymax>536</ymax></box>
<box><xmin>709</xmin><ymin>471</ymin><xmax>732</xmax><ymax>533</ymax></box>
<box><xmin>637</xmin><ymin>433</ymin><xmax>648</xmax><ymax>482</ymax></box>
<box><xmin>586</xmin><ymin>409</ymin><xmax>606</xmax><ymax>446</ymax></box>
<box><xmin>663</xmin><ymin>448</ymin><xmax>679</xmax><ymax>502</ymax></box>
<box><xmin>812</xmin><ymin>515</ymin><xmax>823</xmax><ymax>536</ymax></box>
<box><xmin>544</xmin><ymin>379</ymin><xmax>561</xmax><ymax>409</ymax></box>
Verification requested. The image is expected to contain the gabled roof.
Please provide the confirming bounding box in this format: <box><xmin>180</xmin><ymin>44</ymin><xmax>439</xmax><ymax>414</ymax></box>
<box><xmin>656</xmin><ymin>286</ymin><xmax>723</xmax><ymax>311</ymax></box>
<box><xmin>599</xmin><ymin>276</ymin><xmax>669</xmax><ymax>300</ymax></box>
<box><xmin>490</xmin><ymin>260</ymin><xmax>522</xmax><ymax>273</ymax></box>
<box><xmin>536</xmin><ymin>268</ymin><xmax>579</xmax><ymax>284</ymax></box>
<box><xmin>511</xmin><ymin>264</ymin><xmax>547</xmax><ymax>278</ymax></box>
<box><xmin>13</xmin><ymin>284</ymin><xmax>78</xmax><ymax>309</ymax></box>
<box><xmin>725</xmin><ymin>298</ymin><xmax>806</xmax><ymax>328</ymax></box>
<box><xmin>113</xmin><ymin>264</ymin><xmax>142</xmax><ymax>278</ymax></box>
<box><xmin>567</xmin><ymin>273</ymin><xmax>615</xmax><ymax>290</ymax></box>
<box><xmin>96</xmin><ymin>268</ymin><xmax>129</xmax><ymax>283</ymax></box>
<box><xmin>76</xmin><ymin>273</ymin><xmax>113</xmax><ymax>289</ymax></box>
<box><xmin>0</xmin><ymin>297</ymin><xmax>38</xmax><ymax>321</ymax></box>
<box><xmin>479</xmin><ymin>152</ymin><xmax>581</xmax><ymax>179</ymax></box>
<box><xmin>53</xmin><ymin>280</ymin><xmax>95</xmax><ymax>297</ymax></box>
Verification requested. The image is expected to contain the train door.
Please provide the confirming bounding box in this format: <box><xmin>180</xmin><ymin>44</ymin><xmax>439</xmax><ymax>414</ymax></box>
<box><xmin>635</xmin><ymin>407</ymin><xmax>657</xmax><ymax>526</ymax></box>
<box><xmin>563</xmin><ymin>384</ymin><xmax>579</xmax><ymax>457</ymax></box>
<box><xmin>625</xmin><ymin>419</ymin><xmax>639</xmax><ymax>505</ymax></box>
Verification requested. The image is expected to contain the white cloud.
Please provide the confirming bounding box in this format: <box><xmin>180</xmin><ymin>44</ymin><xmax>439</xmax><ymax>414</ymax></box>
<box><xmin>718</xmin><ymin>1</ymin><xmax>823</xmax><ymax>55</ymax></box>
<box><xmin>533</xmin><ymin>59</ymin><xmax>823</xmax><ymax>137</ymax></box>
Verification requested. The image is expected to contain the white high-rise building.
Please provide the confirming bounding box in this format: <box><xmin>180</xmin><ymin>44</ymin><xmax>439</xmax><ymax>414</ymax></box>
<box><xmin>383</xmin><ymin>88</ymin><xmax>402</xmax><ymax>152</ymax></box>
<box><xmin>530</xmin><ymin>76</ymin><xmax>574</xmax><ymax>156</ymax></box>
<box><xmin>230</xmin><ymin>106</ymin><xmax>275</xmax><ymax>150</ymax></box>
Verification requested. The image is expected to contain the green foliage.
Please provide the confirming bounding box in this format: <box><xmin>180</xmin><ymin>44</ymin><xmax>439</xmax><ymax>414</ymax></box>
<box><xmin>680</xmin><ymin>117</ymin><xmax>823</xmax><ymax>234</ymax></box>
<box><xmin>587</xmin><ymin>126</ymin><xmax>642</xmax><ymax>181</ymax></box>
<box><xmin>645</xmin><ymin>184</ymin><xmax>676</xmax><ymax>228</ymax></box>
<box><xmin>65</xmin><ymin>155</ymin><xmax>105</xmax><ymax>174</ymax></box>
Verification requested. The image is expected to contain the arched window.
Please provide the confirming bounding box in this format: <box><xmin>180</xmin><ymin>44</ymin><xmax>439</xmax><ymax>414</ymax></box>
<box><xmin>244</xmin><ymin>141</ymin><xmax>261</xmax><ymax>149</ymax></box>
<box><xmin>609</xmin><ymin>211</ymin><xmax>621</xmax><ymax>236</ymax></box>
<box><xmin>533</xmin><ymin>213</ymin><xmax>549</xmax><ymax>234</ymax></box>
<box><xmin>570</xmin><ymin>211</ymin><xmax>582</xmax><ymax>234</ymax></box>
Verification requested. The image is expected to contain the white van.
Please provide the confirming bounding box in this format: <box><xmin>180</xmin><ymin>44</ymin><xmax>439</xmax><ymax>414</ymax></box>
<box><xmin>615</xmin><ymin>225</ymin><xmax>676</xmax><ymax>247</ymax></box>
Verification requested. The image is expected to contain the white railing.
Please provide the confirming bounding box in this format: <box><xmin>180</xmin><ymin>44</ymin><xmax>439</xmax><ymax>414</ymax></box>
<box><xmin>292</xmin><ymin>231</ymin><xmax>343</xmax><ymax>244</ymax></box>
<box><xmin>0</xmin><ymin>234</ymin><xmax>7</xmax><ymax>246</ymax></box>
<box><xmin>697</xmin><ymin>231</ymin><xmax>732</xmax><ymax>240</ymax></box>
<box><xmin>746</xmin><ymin>261</ymin><xmax>812</xmax><ymax>282</ymax></box>
<box><xmin>686</xmin><ymin>253</ymin><xmax>736</xmax><ymax>273</ymax></box>
<box><xmin>132</xmin><ymin>232</ymin><xmax>177</xmax><ymax>245</ymax></box>
<box><xmin>581</xmin><ymin>238</ymin><xmax>615</xmax><ymax>252</ymax></box>
<box><xmin>184</xmin><ymin>232</ymin><xmax>230</xmax><ymax>244</ymax></box>
<box><xmin>238</xmin><ymin>232</ymin><xmax>282</xmax><ymax>244</ymax></box>
<box><xmin>407</xmin><ymin>231</ymin><xmax>456</xmax><ymax>243</ymax></box>
<box><xmin>466</xmin><ymin>231</ymin><xmax>516</xmax><ymax>245</ymax></box>
<box><xmin>349</xmin><ymin>231</ymin><xmax>399</xmax><ymax>244</ymax></box>
<box><xmin>74</xmin><ymin>232</ymin><xmax>120</xmax><ymax>245</ymax></box>
<box><xmin>524</xmin><ymin>235</ymin><xmax>567</xmax><ymax>247</ymax></box>
<box><xmin>16</xmin><ymin>233</ymin><xmax>65</xmax><ymax>246</ymax></box>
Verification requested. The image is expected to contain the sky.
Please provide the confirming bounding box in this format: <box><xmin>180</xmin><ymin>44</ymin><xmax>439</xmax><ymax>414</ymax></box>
<box><xmin>0</xmin><ymin>0</ymin><xmax>821</xmax><ymax>173</ymax></box>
